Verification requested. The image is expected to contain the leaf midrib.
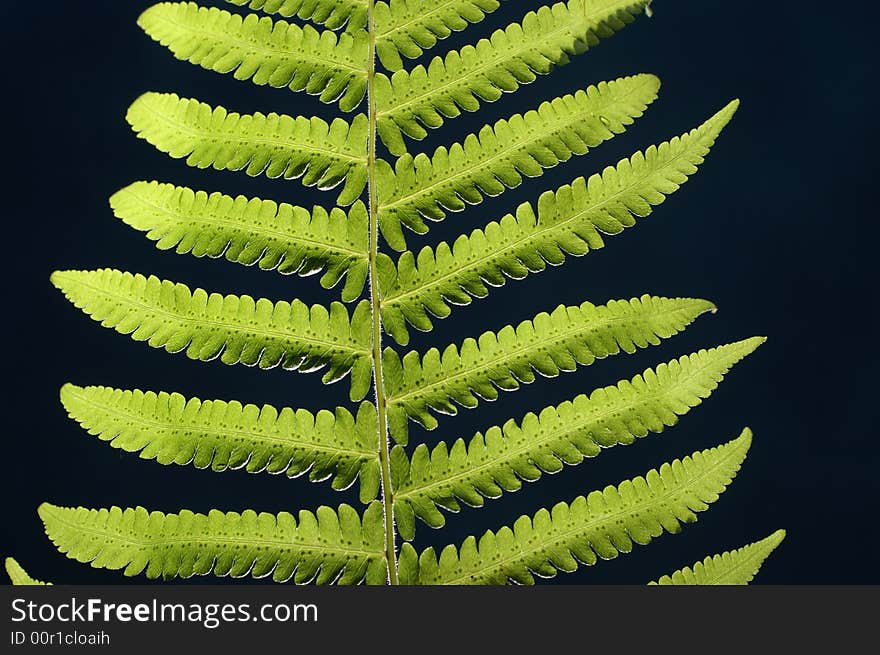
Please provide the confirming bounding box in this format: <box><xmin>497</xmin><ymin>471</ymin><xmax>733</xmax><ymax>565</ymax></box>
<box><xmin>397</xmin><ymin>348</ymin><xmax>732</xmax><ymax>500</ymax></box>
<box><xmin>382</xmin><ymin>129</ymin><xmax>706</xmax><ymax>307</ymax></box>
<box><xmin>387</xmin><ymin>300</ymin><xmax>699</xmax><ymax>407</ymax></box>
<box><xmin>44</xmin><ymin>509</ymin><xmax>382</xmax><ymax>559</ymax></box>
<box><xmin>120</xmin><ymin>187</ymin><xmax>369</xmax><ymax>259</ymax></box>
<box><xmin>375</xmin><ymin>0</ymin><xmax>484</xmax><ymax>42</ymax></box>
<box><xmin>440</xmin><ymin>441</ymin><xmax>742</xmax><ymax>584</ymax></box>
<box><xmin>148</xmin><ymin>7</ymin><xmax>368</xmax><ymax>74</ymax></box>
<box><xmin>137</xmin><ymin>99</ymin><xmax>367</xmax><ymax>164</ymax></box>
<box><xmin>377</xmin><ymin>1</ymin><xmax>621</xmax><ymax>118</ymax></box>
<box><xmin>60</xmin><ymin>275</ymin><xmax>369</xmax><ymax>355</ymax></box>
<box><xmin>69</xmin><ymin>388</ymin><xmax>376</xmax><ymax>460</ymax></box>
<box><xmin>380</xmin><ymin>76</ymin><xmax>654</xmax><ymax>214</ymax></box>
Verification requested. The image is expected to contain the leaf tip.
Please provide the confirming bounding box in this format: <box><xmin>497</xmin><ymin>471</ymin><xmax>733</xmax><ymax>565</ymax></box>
<box><xmin>37</xmin><ymin>504</ymin><xmax>61</xmax><ymax>546</ymax></box>
<box><xmin>37</xmin><ymin>501</ymin><xmax>54</xmax><ymax>518</ymax></box>
<box><xmin>736</xmin><ymin>427</ymin><xmax>754</xmax><ymax>450</ymax></box>
<box><xmin>711</xmin><ymin>99</ymin><xmax>741</xmax><ymax>130</ymax></box>
<box><xmin>58</xmin><ymin>381</ymin><xmax>74</xmax><ymax>396</ymax></box>
<box><xmin>686</xmin><ymin>298</ymin><xmax>717</xmax><ymax>317</ymax></box>
<box><xmin>767</xmin><ymin>528</ymin><xmax>787</xmax><ymax>547</ymax></box>
<box><xmin>4</xmin><ymin>558</ymin><xmax>45</xmax><ymax>586</ymax></box>
<box><xmin>108</xmin><ymin>182</ymin><xmax>141</xmax><ymax>214</ymax></box>
<box><xmin>136</xmin><ymin>3</ymin><xmax>161</xmax><ymax>31</ymax></box>
<box><xmin>736</xmin><ymin>335</ymin><xmax>767</xmax><ymax>357</ymax></box>
<box><xmin>636</xmin><ymin>73</ymin><xmax>662</xmax><ymax>95</ymax></box>
<box><xmin>126</xmin><ymin>92</ymin><xmax>167</xmax><ymax>127</ymax></box>
<box><xmin>49</xmin><ymin>270</ymin><xmax>70</xmax><ymax>291</ymax></box>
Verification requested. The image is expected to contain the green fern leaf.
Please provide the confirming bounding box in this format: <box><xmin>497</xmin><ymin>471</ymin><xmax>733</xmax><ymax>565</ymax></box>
<box><xmin>226</xmin><ymin>0</ymin><xmax>369</xmax><ymax>31</ymax></box>
<box><xmin>374</xmin><ymin>0</ymin><xmax>504</xmax><ymax>71</ymax></box>
<box><xmin>51</xmin><ymin>270</ymin><xmax>373</xmax><ymax>401</ymax></box>
<box><xmin>392</xmin><ymin>338</ymin><xmax>763</xmax><ymax>538</ymax></box>
<box><xmin>375</xmin><ymin>0</ymin><xmax>648</xmax><ymax>153</ymax></box>
<box><xmin>4</xmin><ymin>558</ymin><xmax>50</xmax><ymax>586</ymax></box>
<box><xmin>140</xmin><ymin>3</ymin><xmax>369</xmax><ymax>111</ymax></box>
<box><xmin>383</xmin><ymin>295</ymin><xmax>714</xmax><ymax>443</ymax></box>
<box><xmin>377</xmin><ymin>74</ymin><xmax>659</xmax><ymax>250</ymax></box>
<box><xmin>378</xmin><ymin>101</ymin><xmax>738</xmax><ymax>338</ymax></box>
<box><xmin>126</xmin><ymin>92</ymin><xmax>368</xmax><ymax>205</ymax></box>
<box><xmin>398</xmin><ymin>430</ymin><xmax>751</xmax><ymax>584</ymax></box>
<box><xmin>60</xmin><ymin>385</ymin><xmax>381</xmax><ymax>502</ymax></box>
<box><xmin>32</xmin><ymin>0</ymin><xmax>781</xmax><ymax>587</ymax></box>
<box><xmin>110</xmin><ymin>182</ymin><xmax>370</xmax><ymax>301</ymax></box>
<box><xmin>39</xmin><ymin>502</ymin><xmax>387</xmax><ymax>584</ymax></box>
<box><xmin>649</xmin><ymin>529</ymin><xmax>786</xmax><ymax>585</ymax></box>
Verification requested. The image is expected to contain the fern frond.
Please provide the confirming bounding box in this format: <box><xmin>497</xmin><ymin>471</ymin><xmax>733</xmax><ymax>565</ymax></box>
<box><xmin>140</xmin><ymin>3</ymin><xmax>369</xmax><ymax>112</ymax></box>
<box><xmin>51</xmin><ymin>270</ymin><xmax>373</xmax><ymax>401</ymax></box>
<box><xmin>378</xmin><ymin>101</ymin><xmax>739</xmax><ymax>337</ymax></box>
<box><xmin>398</xmin><ymin>431</ymin><xmax>752</xmax><ymax>584</ymax></box>
<box><xmin>392</xmin><ymin>338</ymin><xmax>763</xmax><ymax>538</ymax></box>
<box><xmin>39</xmin><ymin>502</ymin><xmax>387</xmax><ymax>584</ymax></box>
<box><xmin>374</xmin><ymin>0</ymin><xmax>504</xmax><ymax>71</ymax></box>
<box><xmin>226</xmin><ymin>0</ymin><xmax>369</xmax><ymax>31</ymax></box>
<box><xmin>126</xmin><ymin>93</ymin><xmax>368</xmax><ymax>205</ymax></box>
<box><xmin>4</xmin><ymin>558</ymin><xmax>50</xmax><ymax>586</ymax></box>
<box><xmin>110</xmin><ymin>182</ymin><xmax>370</xmax><ymax>302</ymax></box>
<box><xmin>377</xmin><ymin>74</ymin><xmax>659</xmax><ymax>250</ymax></box>
<box><xmin>650</xmin><ymin>529</ymin><xmax>786</xmax><ymax>585</ymax></box>
<box><xmin>375</xmin><ymin>0</ymin><xmax>649</xmax><ymax>153</ymax></box>
<box><xmin>60</xmin><ymin>385</ymin><xmax>381</xmax><ymax>502</ymax></box>
<box><xmin>383</xmin><ymin>295</ymin><xmax>714</xmax><ymax>443</ymax></box>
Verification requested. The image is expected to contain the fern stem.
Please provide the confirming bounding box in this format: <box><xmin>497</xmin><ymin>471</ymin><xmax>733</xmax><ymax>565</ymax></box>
<box><xmin>366</xmin><ymin>0</ymin><xmax>399</xmax><ymax>585</ymax></box>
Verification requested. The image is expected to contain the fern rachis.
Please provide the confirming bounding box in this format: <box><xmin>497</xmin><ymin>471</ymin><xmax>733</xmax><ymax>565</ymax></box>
<box><xmin>8</xmin><ymin>0</ymin><xmax>784</xmax><ymax>586</ymax></box>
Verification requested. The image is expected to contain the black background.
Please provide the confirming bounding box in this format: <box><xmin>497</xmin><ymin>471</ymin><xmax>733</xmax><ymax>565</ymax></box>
<box><xmin>1</xmin><ymin>1</ymin><xmax>876</xmax><ymax>584</ymax></box>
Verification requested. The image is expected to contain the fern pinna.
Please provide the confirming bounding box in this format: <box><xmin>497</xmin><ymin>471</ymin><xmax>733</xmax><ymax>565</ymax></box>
<box><xmin>8</xmin><ymin>0</ymin><xmax>785</xmax><ymax>586</ymax></box>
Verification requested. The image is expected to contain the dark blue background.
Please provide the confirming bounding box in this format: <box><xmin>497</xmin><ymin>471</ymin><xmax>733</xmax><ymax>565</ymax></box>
<box><xmin>2</xmin><ymin>1</ymin><xmax>876</xmax><ymax>584</ymax></box>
